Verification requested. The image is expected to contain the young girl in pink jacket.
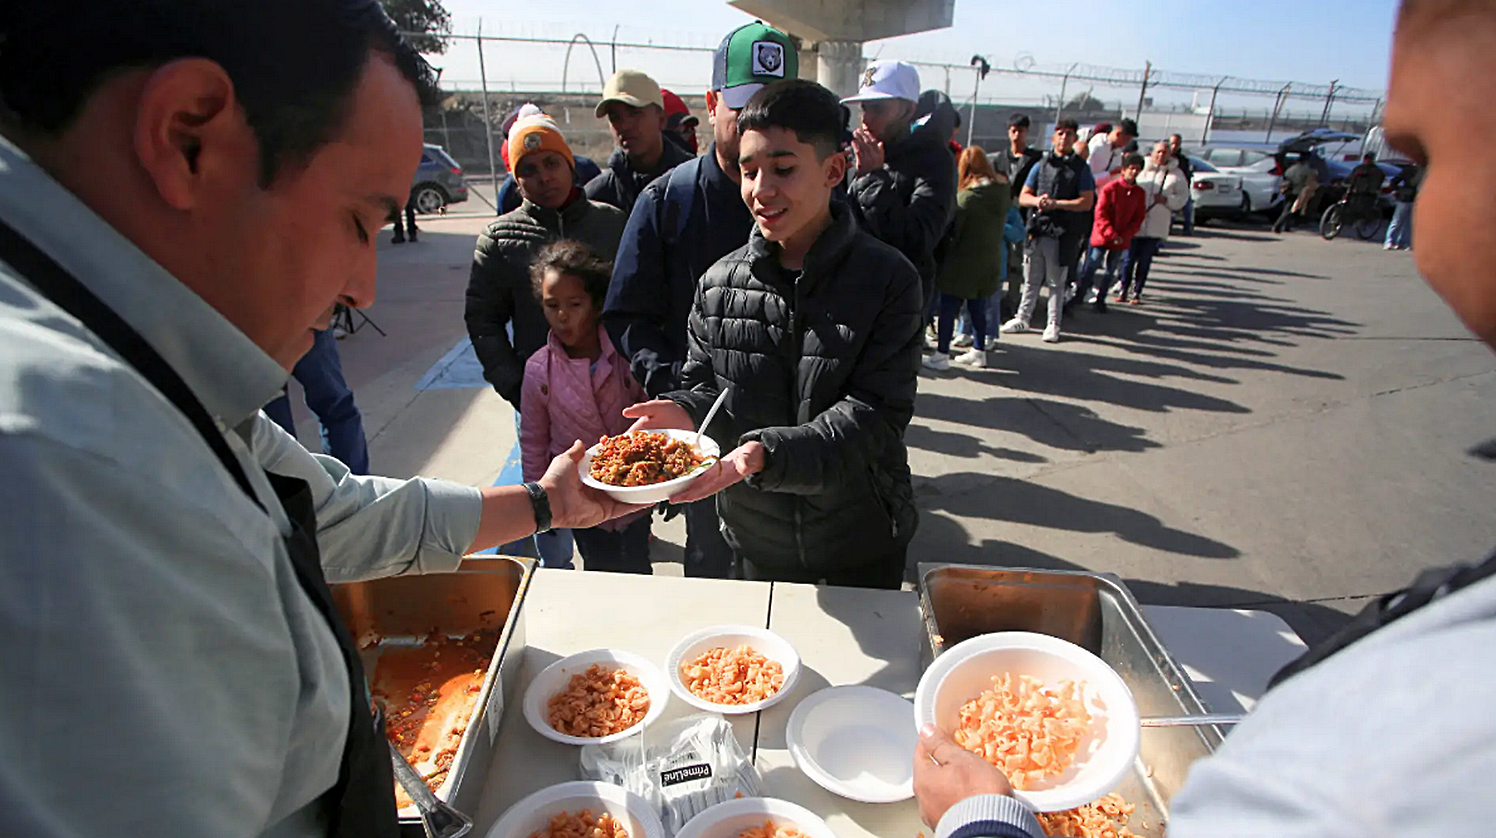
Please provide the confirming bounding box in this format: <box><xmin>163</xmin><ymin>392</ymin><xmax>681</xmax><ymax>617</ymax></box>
<box><xmin>520</xmin><ymin>241</ymin><xmax>652</xmax><ymax>573</ymax></box>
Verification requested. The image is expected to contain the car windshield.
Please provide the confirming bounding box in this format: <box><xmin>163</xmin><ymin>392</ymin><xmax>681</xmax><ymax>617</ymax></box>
<box><xmin>428</xmin><ymin>147</ymin><xmax>460</xmax><ymax>169</ymax></box>
<box><xmin>1189</xmin><ymin>157</ymin><xmax>1219</xmax><ymax>173</ymax></box>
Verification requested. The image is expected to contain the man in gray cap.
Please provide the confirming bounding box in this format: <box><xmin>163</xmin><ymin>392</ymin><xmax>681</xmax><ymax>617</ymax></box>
<box><xmin>586</xmin><ymin>68</ymin><xmax>694</xmax><ymax>213</ymax></box>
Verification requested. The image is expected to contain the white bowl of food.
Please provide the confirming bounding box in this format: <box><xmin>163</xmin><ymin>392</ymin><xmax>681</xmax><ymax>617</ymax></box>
<box><xmin>786</xmin><ymin>686</ymin><xmax>917</xmax><ymax>803</ymax></box>
<box><xmin>666</xmin><ymin>626</ymin><xmax>801</xmax><ymax>715</ymax></box>
<box><xmin>580</xmin><ymin>429</ymin><xmax>721</xmax><ymax>505</ymax></box>
<box><xmin>523</xmin><ymin>649</ymin><xmax>670</xmax><ymax>746</ymax></box>
<box><xmin>485</xmin><ymin>781</ymin><xmax>666</xmax><ymax>838</ymax></box>
<box><xmin>674</xmin><ymin>798</ymin><xmax>836</xmax><ymax>838</ymax></box>
<box><xmin>913</xmin><ymin>632</ymin><xmax>1140</xmax><ymax>813</ymax></box>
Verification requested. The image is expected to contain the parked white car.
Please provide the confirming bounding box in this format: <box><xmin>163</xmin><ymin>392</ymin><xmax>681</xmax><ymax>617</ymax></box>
<box><xmin>1190</xmin><ymin>147</ymin><xmax>1284</xmax><ymax>218</ymax></box>
<box><xmin>1184</xmin><ymin>156</ymin><xmax>1254</xmax><ymax>222</ymax></box>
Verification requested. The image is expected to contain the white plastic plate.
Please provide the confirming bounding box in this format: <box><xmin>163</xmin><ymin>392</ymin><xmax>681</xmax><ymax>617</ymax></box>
<box><xmin>485</xmin><ymin>781</ymin><xmax>665</xmax><ymax>838</ymax></box>
<box><xmin>674</xmin><ymin>798</ymin><xmax>836</xmax><ymax>838</ymax></box>
<box><xmin>579</xmin><ymin>429</ymin><xmax>721</xmax><ymax>505</ymax></box>
<box><xmin>786</xmin><ymin>686</ymin><xmax>917</xmax><ymax>803</ymax></box>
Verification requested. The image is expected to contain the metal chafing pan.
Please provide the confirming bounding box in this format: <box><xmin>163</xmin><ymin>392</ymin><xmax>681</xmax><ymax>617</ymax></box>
<box><xmin>918</xmin><ymin>563</ymin><xmax>1225</xmax><ymax>837</ymax></box>
<box><xmin>333</xmin><ymin>556</ymin><xmax>535</xmax><ymax>835</ymax></box>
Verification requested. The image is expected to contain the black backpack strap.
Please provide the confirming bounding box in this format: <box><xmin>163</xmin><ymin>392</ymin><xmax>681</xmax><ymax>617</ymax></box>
<box><xmin>0</xmin><ymin>218</ymin><xmax>265</xmax><ymax>510</ymax></box>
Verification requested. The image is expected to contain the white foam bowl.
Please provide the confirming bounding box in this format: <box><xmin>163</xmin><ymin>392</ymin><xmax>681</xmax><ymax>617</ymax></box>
<box><xmin>913</xmin><ymin>632</ymin><xmax>1140</xmax><ymax>813</ymax></box>
<box><xmin>787</xmin><ymin>686</ymin><xmax>917</xmax><ymax>803</ymax></box>
<box><xmin>523</xmin><ymin>649</ymin><xmax>670</xmax><ymax>746</ymax></box>
<box><xmin>675</xmin><ymin>798</ymin><xmax>836</xmax><ymax>838</ymax></box>
<box><xmin>485</xmin><ymin>781</ymin><xmax>666</xmax><ymax>838</ymax></box>
<box><xmin>666</xmin><ymin>625</ymin><xmax>801</xmax><ymax>715</ymax></box>
<box><xmin>580</xmin><ymin>429</ymin><xmax>722</xmax><ymax>505</ymax></box>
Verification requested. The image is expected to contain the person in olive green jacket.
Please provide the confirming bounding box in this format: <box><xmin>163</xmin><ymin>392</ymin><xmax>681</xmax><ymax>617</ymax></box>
<box><xmin>924</xmin><ymin>146</ymin><xmax>1012</xmax><ymax>371</ymax></box>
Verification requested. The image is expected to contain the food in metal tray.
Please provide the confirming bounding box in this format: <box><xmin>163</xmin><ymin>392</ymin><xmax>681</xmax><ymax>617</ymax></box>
<box><xmin>736</xmin><ymin>822</ymin><xmax>804</xmax><ymax>838</ymax></box>
<box><xmin>527</xmin><ymin>809</ymin><xmax>631</xmax><ymax>838</ymax></box>
<box><xmin>369</xmin><ymin>628</ymin><xmax>499</xmax><ymax>807</ymax></box>
<box><xmin>680</xmin><ymin>646</ymin><xmax>785</xmax><ymax>705</ymax></box>
<box><xmin>953</xmin><ymin>673</ymin><xmax>1092</xmax><ymax>791</ymax></box>
<box><xmin>589</xmin><ymin>432</ymin><xmax>711</xmax><ymax>487</ymax></box>
<box><xmin>1037</xmin><ymin>792</ymin><xmax>1144</xmax><ymax>837</ymax></box>
<box><xmin>547</xmin><ymin>664</ymin><xmax>651</xmax><ymax>737</ymax></box>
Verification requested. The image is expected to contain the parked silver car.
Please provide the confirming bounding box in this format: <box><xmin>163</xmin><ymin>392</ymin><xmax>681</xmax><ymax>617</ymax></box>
<box><xmin>411</xmin><ymin>144</ymin><xmax>469</xmax><ymax>214</ymax></box>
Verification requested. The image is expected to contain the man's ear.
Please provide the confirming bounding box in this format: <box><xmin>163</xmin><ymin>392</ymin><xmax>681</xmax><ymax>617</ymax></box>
<box><xmin>705</xmin><ymin>89</ymin><xmax>720</xmax><ymax>124</ymax></box>
<box><xmin>133</xmin><ymin>58</ymin><xmax>248</xmax><ymax>210</ymax></box>
<box><xmin>823</xmin><ymin>144</ymin><xmax>848</xmax><ymax>187</ymax></box>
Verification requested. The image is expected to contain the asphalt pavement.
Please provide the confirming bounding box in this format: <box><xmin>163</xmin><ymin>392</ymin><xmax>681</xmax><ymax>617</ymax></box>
<box><xmin>297</xmin><ymin>211</ymin><xmax>1496</xmax><ymax>647</ymax></box>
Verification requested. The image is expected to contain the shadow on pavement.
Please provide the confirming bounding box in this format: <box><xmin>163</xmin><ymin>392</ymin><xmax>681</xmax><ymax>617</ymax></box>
<box><xmin>913</xmin><ymin>471</ymin><xmax>1240</xmax><ymax>560</ymax></box>
<box><xmin>911</xmin><ymin>392</ymin><xmax>1162</xmax><ymax>455</ymax></box>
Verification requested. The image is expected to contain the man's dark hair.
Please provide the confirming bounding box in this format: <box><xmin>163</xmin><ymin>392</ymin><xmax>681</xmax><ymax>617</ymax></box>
<box><xmin>737</xmin><ymin>79</ymin><xmax>843</xmax><ymax>159</ymax></box>
<box><xmin>0</xmin><ymin>0</ymin><xmax>440</xmax><ymax>186</ymax></box>
<box><xmin>1118</xmin><ymin>118</ymin><xmax>1139</xmax><ymax>137</ymax></box>
<box><xmin>1121</xmin><ymin>153</ymin><xmax>1146</xmax><ymax>170</ymax></box>
<box><xmin>530</xmin><ymin>240</ymin><xmax>613</xmax><ymax>308</ymax></box>
<box><xmin>1008</xmin><ymin>113</ymin><xmax>1031</xmax><ymax>129</ymax></box>
<box><xmin>1363</xmin><ymin>152</ymin><xmax>1377</xmax><ymax>163</ymax></box>
<box><xmin>1056</xmin><ymin>118</ymin><xmax>1080</xmax><ymax>133</ymax></box>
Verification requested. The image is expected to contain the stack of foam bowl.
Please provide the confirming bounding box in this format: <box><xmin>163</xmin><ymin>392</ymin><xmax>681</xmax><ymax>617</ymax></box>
<box><xmin>912</xmin><ymin>631</ymin><xmax>1141</xmax><ymax>812</ymax></box>
<box><xmin>666</xmin><ymin>626</ymin><xmax>801</xmax><ymax>714</ymax></box>
<box><xmin>674</xmin><ymin>798</ymin><xmax>836</xmax><ymax>838</ymax></box>
<box><xmin>523</xmin><ymin>649</ymin><xmax>671</xmax><ymax>746</ymax></box>
<box><xmin>485</xmin><ymin>781</ymin><xmax>665</xmax><ymax>838</ymax></box>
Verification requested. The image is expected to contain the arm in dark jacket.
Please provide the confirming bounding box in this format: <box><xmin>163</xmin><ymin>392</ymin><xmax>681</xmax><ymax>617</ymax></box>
<box><xmin>668</xmin><ymin>280</ymin><xmax>724</xmax><ymax>423</ymax></box>
<box><xmin>602</xmin><ymin>185</ymin><xmax>683</xmax><ymax>397</ymax></box>
<box><xmin>464</xmin><ymin>230</ymin><xmax>526</xmax><ymax>408</ymax></box>
<box><xmin>850</xmin><ymin>155</ymin><xmax>957</xmax><ymax>267</ymax></box>
<box><xmin>744</xmin><ymin>256</ymin><xmax>923</xmax><ymax>495</ymax></box>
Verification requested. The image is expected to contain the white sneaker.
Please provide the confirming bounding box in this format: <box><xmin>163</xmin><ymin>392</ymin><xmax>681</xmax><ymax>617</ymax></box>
<box><xmin>1042</xmin><ymin>325</ymin><xmax>1061</xmax><ymax>343</ymax></box>
<box><xmin>955</xmin><ymin>348</ymin><xmax>988</xmax><ymax>367</ymax></box>
<box><xmin>1000</xmin><ymin>318</ymin><xmax>1030</xmax><ymax>334</ymax></box>
<box><xmin>922</xmin><ymin>352</ymin><xmax>951</xmax><ymax>371</ymax></box>
<box><xmin>952</xmin><ymin>333</ymin><xmax>974</xmax><ymax>348</ymax></box>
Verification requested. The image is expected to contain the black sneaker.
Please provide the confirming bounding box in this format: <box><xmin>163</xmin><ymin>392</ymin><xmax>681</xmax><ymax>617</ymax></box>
<box><xmin>391</xmin><ymin>233</ymin><xmax>406</xmax><ymax>244</ymax></box>
<box><xmin>1093</xmin><ymin>298</ymin><xmax>1108</xmax><ymax>314</ymax></box>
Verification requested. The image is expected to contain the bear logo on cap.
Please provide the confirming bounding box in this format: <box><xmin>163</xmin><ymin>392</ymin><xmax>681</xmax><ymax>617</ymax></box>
<box><xmin>753</xmin><ymin>41</ymin><xmax>785</xmax><ymax>77</ymax></box>
<box><xmin>524</xmin><ymin>133</ymin><xmax>543</xmax><ymax>150</ymax></box>
<box><xmin>862</xmin><ymin>67</ymin><xmax>877</xmax><ymax>89</ymax></box>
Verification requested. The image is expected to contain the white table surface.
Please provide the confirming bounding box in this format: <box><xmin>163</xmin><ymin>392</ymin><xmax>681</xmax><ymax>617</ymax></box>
<box><xmin>472</xmin><ymin>572</ymin><xmax>1307</xmax><ymax>838</ymax></box>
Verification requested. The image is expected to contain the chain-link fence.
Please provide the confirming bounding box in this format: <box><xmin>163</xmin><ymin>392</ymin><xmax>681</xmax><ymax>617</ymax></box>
<box><xmin>413</xmin><ymin>28</ymin><xmax>1385</xmax><ymax>215</ymax></box>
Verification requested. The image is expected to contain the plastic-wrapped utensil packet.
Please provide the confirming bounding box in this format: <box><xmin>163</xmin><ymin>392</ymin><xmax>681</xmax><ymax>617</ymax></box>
<box><xmin>579</xmin><ymin>714</ymin><xmax>762</xmax><ymax>836</ymax></box>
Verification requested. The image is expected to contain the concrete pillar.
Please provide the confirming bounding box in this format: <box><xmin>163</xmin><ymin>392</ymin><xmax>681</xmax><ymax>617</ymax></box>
<box><xmin>817</xmin><ymin>40</ymin><xmax>865</xmax><ymax>102</ymax></box>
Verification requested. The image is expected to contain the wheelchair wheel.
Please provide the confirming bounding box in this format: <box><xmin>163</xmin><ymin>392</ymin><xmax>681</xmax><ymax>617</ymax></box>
<box><xmin>1354</xmin><ymin>213</ymin><xmax>1382</xmax><ymax>241</ymax></box>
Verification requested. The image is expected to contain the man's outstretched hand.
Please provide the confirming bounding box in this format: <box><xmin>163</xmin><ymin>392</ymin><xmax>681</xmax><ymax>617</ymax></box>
<box><xmin>539</xmin><ymin>441</ymin><xmax>646</xmax><ymax>529</ymax></box>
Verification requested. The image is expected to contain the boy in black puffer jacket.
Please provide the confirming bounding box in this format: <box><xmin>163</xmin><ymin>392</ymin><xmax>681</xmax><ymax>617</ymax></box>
<box><xmin>623</xmin><ymin>79</ymin><xmax>923</xmax><ymax>589</ymax></box>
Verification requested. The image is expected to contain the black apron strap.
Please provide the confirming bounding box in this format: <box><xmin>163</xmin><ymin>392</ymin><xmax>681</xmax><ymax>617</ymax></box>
<box><xmin>0</xmin><ymin>216</ymin><xmax>399</xmax><ymax>837</ymax></box>
<box><xmin>0</xmin><ymin>218</ymin><xmax>263</xmax><ymax>509</ymax></box>
<box><xmin>1270</xmin><ymin>548</ymin><xmax>1496</xmax><ymax>688</ymax></box>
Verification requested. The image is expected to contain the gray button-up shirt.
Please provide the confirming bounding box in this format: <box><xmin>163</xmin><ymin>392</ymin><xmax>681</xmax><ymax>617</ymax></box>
<box><xmin>0</xmin><ymin>136</ymin><xmax>482</xmax><ymax>837</ymax></box>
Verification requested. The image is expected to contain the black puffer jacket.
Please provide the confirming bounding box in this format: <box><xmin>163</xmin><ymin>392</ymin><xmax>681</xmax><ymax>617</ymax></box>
<box><xmin>584</xmin><ymin>140</ymin><xmax>695</xmax><ymax>215</ymax></box>
<box><xmin>847</xmin><ymin>105</ymin><xmax>958</xmax><ymax>301</ymax></box>
<box><xmin>666</xmin><ymin>203</ymin><xmax>923</xmax><ymax>576</ymax></box>
<box><xmin>465</xmin><ymin>196</ymin><xmax>626</xmax><ymax>407</ymax></box>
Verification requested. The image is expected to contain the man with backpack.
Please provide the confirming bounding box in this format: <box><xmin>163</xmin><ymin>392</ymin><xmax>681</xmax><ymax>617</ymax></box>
<box><xmin>601</xmin><ymin>20</ymin><xmax>797</xmax><ymax>579</ymax></box>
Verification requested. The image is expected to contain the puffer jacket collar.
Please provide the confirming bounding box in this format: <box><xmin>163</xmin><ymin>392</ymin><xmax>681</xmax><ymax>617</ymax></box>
<box><xmin>518</xmin><ymin>192</ymin><xmax>592</xmax><ymax>233</ymax></box>
<box><xmin>744</xmin><ymin>201</ymin><xmax>859</xmax><ymax>297</ymax></box>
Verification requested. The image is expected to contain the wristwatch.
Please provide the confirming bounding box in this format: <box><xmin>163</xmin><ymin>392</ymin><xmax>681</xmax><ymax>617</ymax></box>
<box><xmin>522</xmin><ymin>481</ymin><xmax>552</xmax><ymax>533</ymax></box>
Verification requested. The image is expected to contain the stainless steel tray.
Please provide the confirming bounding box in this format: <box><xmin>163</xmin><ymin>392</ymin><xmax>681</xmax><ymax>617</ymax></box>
<box><xmin>333</xmin><ymin>556</ymin><xmax>534</xmax><ymax>830</ymax></box>
<box><xmin>918</xmin><ymin>563</ymin><xmax>1224</xmax><ymax>837</ymax></box>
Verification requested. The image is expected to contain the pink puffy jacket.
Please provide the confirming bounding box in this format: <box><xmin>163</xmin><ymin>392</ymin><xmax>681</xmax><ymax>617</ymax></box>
<box><xmin>520</xmin><ymin>326</ymin><xmax>648</xmax><ymax>530</ymax></box>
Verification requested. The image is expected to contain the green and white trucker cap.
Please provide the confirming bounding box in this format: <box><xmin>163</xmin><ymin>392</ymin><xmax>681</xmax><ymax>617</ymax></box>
<box><xmin>712</xmin><ymin>21</ymin><xmax>798</xmax><ymax>110</ymax></box>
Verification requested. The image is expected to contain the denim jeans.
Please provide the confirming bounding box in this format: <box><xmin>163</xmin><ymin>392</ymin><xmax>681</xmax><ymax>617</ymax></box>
<box><xmin>1385</xmin><ymin>200</ymin><xmax>1414</xmax><ymax>249</ymax></box>
<box><xmin>1118</xmin><ymin>237</ymin><xmax>1163</xmax><ymax>298</ymax></box>
<box><xmin>1076</xmin><ymin>246</ymin><xmax>1126</xmax><ymax>304</ymax></box>
<box><xmin>937</xmin><ymin>293</ymin><xmax>988</xmax><ymax>352</ymax></box>
<box><xmin>263</xmin><ymin>327</ymin><xmax>370</xmax><ymax>474</ymax></box>
<box><xmin>503</xmin><ymin>412</ymin><xmax>575</xmax><ymax>568</ymax></box>
<box><xmin>573</xmin><ymin>515</ymin><xmax>653</xmax><ymax>574</ymax></box>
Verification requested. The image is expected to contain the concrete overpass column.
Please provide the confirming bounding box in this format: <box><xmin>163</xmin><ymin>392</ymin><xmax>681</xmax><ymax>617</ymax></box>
<box><xmin>817</xmin><ymin>40</ymin><xmax>865</xmax><ymax>102</ymax></box>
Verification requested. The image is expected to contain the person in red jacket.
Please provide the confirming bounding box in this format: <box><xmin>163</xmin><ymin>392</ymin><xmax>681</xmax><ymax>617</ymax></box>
<box><xmin>1076</xmin><ymin>152</ymin><xmax>1146</xmax><ymax>313</ymax></box>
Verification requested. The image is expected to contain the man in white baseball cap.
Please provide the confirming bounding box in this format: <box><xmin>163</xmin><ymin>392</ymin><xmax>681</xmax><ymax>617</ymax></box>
<box><xmin>841</xmin><ymin>60</ymin><xmax>957</xmax><ymax>318</ymax></box>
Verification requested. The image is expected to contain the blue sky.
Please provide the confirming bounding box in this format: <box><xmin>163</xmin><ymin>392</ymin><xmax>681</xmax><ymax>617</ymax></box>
<box><xmin>432</xmin><ymin>0</ymin><xmax>1397</xmax><ymax>115</ymax></box>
